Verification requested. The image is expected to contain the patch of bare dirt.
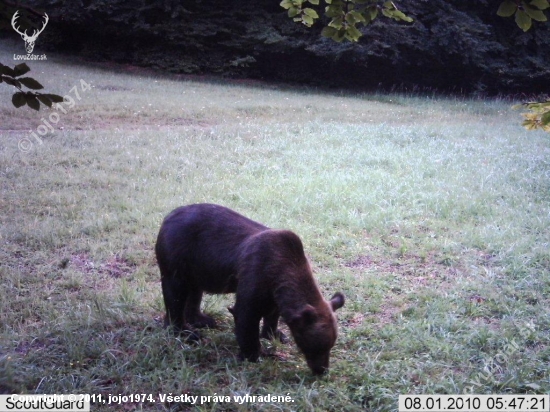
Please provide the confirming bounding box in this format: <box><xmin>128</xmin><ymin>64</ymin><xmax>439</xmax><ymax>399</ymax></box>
<box><xmin>102</xmin><ymin>254</ymin><xmax>136</xmax><ymax>278</ymax></box>
<box><xmin>345</xmin><ymin>312</ymin><xmax>366</xmax><ymax>329</ymax></box>
<box><xmin>344</xmin><ymin>252</ymin><xmax>467</xmax><ymax>327</ymax></box>
<box><xmin>345</xmin><ymin>252</ymin><xmax>460</xmax><ymax>288</ymax></box>
<box><xmin>14</xmin><ymin>338</ymin><xmax>48</xmax><ymax>356</ymax></box>
<box><xmin>71</xmin><ymin>253</ymin><xmax>96</xmax><ymax>274</ymax></box>
<box><xmin>70</xmin><ymin>253</ymin><xmax>136</xmax><ymax>278</ymax></box>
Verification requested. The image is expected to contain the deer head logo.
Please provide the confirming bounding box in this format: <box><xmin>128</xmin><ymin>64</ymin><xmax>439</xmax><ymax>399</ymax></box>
<box><xmin>12</xmin><ymin>11</ymin><xmax>49</xmax><ymax>54</ymax></box>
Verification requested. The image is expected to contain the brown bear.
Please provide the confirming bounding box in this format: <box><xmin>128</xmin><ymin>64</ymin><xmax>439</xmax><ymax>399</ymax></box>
<box><xmin>155</xmin><ymin>203</ymin><xmax>345</xmax><ymax>375</ymax></box>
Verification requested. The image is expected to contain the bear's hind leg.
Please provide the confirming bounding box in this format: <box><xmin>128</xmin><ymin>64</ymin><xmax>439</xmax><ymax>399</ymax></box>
<box><xmin>184</xmin><ymin>286</ymin><xmax>216</xmax><ymax>328</ymax></box>
<box><xmin>161</xmin><ymin>275</ymin><xmax>187</xmax><ymax>333</ymax></box>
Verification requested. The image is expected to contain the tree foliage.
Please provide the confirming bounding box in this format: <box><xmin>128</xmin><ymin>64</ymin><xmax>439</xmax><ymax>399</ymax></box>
<box><xmin>280</xmin><ymin>0</ymin><xmax>549</xmax><ymax>133</ymax></box>
<box><xmin>497</xmin><ymin>0</ymin><xmax>549</xmax><ymax>31</ymax></box>
<box><xmin>498</xmin><ymin>0</ymin><xmax>549</xmax><ymax>132</ymax></box>
<box><xmin>280</xmin><ymin>0</ymin><xmax>412</xmax><ymax>41</ymax></box>
<box><xmin>0</xmin><ymin>62</ymin><xmax>64</xmax><ymax>110</ymax></box>
<box><xmin>516</xmin><ymin>101</ymin><xmax>550</xmax><ymax>132</ymax></box>
<box><xmin>0</xmin><ymin>1</ymin><xmax>62</xmax><ymax>110</ymax></box>
<box><xmin>280</xmin><ymin>0</ymin><xmax>549</xmax><ymax>41</ymax></box>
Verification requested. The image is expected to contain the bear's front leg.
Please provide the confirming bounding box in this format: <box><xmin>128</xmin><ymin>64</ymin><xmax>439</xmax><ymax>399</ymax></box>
<box><xmin>261</xmin><ymin>309</ymin><xmax>288</xmax><ymax>343</ymax></box>
<box><xmin>233</xmin><ymin>302</ymin><xmax>263</xmax><ymax>362</ymax></box>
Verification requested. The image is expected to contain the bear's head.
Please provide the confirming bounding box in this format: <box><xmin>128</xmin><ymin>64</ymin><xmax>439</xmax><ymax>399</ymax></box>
<box><xmin>287</xmin><ymin>292</ymin><xmax>345</xmax><ymax>375</ymax></box>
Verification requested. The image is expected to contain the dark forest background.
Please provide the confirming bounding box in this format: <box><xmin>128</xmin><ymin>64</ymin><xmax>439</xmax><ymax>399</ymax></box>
<box><xmin>2</xmin><ymin>0</ymin><xmax>550</xmax><ymax>95</ymax></box>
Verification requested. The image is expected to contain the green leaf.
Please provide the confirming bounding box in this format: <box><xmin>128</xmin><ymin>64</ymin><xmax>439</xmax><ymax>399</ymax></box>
<box><xmin>333</xmin><ymin>28</ymin><xmax>347</xmax><ymax>42</ymax></box>
<box><xmin>524</xmin><ymin>5</ymin><xmax>547</xmax><ymax>20</ymax></box>
<box><xmin>326</xmin><ymin>4</ymin><xmax>344</xmax><ymax>18</ymax></box>
<box><xmin>43</xmin><ymin>94</ymin><xmax>64</xmax><ymax>103</ymax></box>
<box><xmin>25</xmin><ymin>94</ymin><xmax>40</xmax><ymax>111</ymax></box>
<box><xmin>288</xmin><ymin>6</ymin><xmax>300</xmax><ymax>17</ymax></box>
<box><xmin>530</xmin><ymin>0</ymin><xmax>550</xmax><ymax>10</ymax></box>
<box><xmin>321</xmin><ymin>26</ymin><xmax>338</xmax><ymax>38</ymax></box>
<box><xmin>346</xmin><ymin>10</ymin><xmax>368</xmax><ymax>24</ymax></box>
<box><xmin>302</xmin><ymin>14</ymin><xmax>314</xmax><ymax>25</ymax></box>
<box><xmin>515</xmin><ymin>9</ymin><xmax>533</xmax><ymax>31</ymax></box>
<box><xmin>328</xmin><ymin>16</ymin><xmax>344</xmax><ymax>29</ymax></box>
<box><xmin>19</xmin><ymin>77</ymin><xmax>44</xmax><ymax>90</ymax></box>
<box><xmin>346</xmin><ymin>11</ymin><xmax>357</xmax><ymax>24</ymax></box>
<box><xmin>13</xmin><ymin>63</ymin><xmax>31</xmax><ymax>77</ymax></box>
<box><xmin>345</xmin><ymin>24</ymin><xmax>362</xmax><ymax>41</ymax></box>
<box><xmin>497</xmin><ymin>0</ymin><xmax>517</xmax><ymax>17</ymax></box>
<box><xmin>393</xmin><ymin>10</ymin><xmax>413</xmax><ymax>22</ymax></box>
<box><xmin>308</xmin><ymin>0</ymin><xmax>320</xmax><ymax>5</ymax></box>
<box><xmin>280</xmin><ymin>0</ymin><xmax>293</xmax><ymax>9</ymax></box>
<box><xmin>36</xmin><ymin>94</ymin><xmax>53</xmax><ymax>108</ymax></box>
<box><xmin>368</xmin><ymin>6</ymin><xmax>379</xmax><ymax>20</ymax></box>
<box><xmin>0</xmin><ymin>64</ymin><xmax>16</xmax><ymax>77</ymax></box>
<box><xmin>522</xmin><ymin>118</ymin><xmax>538</xmax><ymax>130</ymax></box>
<box><xmin>349</xmin><ymin>10</ymin><xmax>367</xmax><ymax>23</ymax></box>
<box><xmin>303</xmin><ymin>7</ymin><xmax>319</xmax><ymax>18</ymax></box>
<box><xmin>541</xmin><ymin>110</ymin><xmax>550</xmax><ymax>126</ymax></box>
<box><xmin>381</xmin><ymin>6</ymin><xmax>413</xmax><ymax>22</ymax></box>
<box><xmin>12</xmin><ymin>92</ymin><xmax>27</xmax><ymax>108</ymax></box>
<box><xmin>3</xmin><ymin>77</ymin><xmax>21</xmax><ymax>88</ymax></box>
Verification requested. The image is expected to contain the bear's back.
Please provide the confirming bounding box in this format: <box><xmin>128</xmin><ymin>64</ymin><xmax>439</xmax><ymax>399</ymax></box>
<box><xmin>156</xmin><ymin>204</ymin><xmax>269</xmax><ymax>293</ymax></box>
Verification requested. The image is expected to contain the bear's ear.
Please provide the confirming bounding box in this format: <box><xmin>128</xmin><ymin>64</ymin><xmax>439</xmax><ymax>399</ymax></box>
<box><xmin>330</xmin><ymin>292</ymin><xmax>345</xmax><ymax>311</ymax></box>
<box><xmin>289</xmin><ymin>305</ymin><xmax>317</xmax><ymax>328</ymax></box>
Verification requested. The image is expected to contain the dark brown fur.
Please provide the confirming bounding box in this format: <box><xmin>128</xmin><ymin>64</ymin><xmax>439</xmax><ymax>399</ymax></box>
<box><xmin>155</xmin><ymin>203</ymin><xmax>345</xmax><ymax>374</ymax></box>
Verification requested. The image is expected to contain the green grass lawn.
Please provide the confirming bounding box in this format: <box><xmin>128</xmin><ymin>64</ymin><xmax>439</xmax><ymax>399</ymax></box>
<box><xmin>1</xmin><ymin>42</ymin><xmax>549</xmax><ymax>411</ymax></box>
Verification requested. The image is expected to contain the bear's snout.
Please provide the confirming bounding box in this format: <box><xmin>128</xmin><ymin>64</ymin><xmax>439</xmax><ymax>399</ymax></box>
<box><xmin>305</xmin><ymin>352</ymin><xmax>330</xmax><ymax>375</ymax></box>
